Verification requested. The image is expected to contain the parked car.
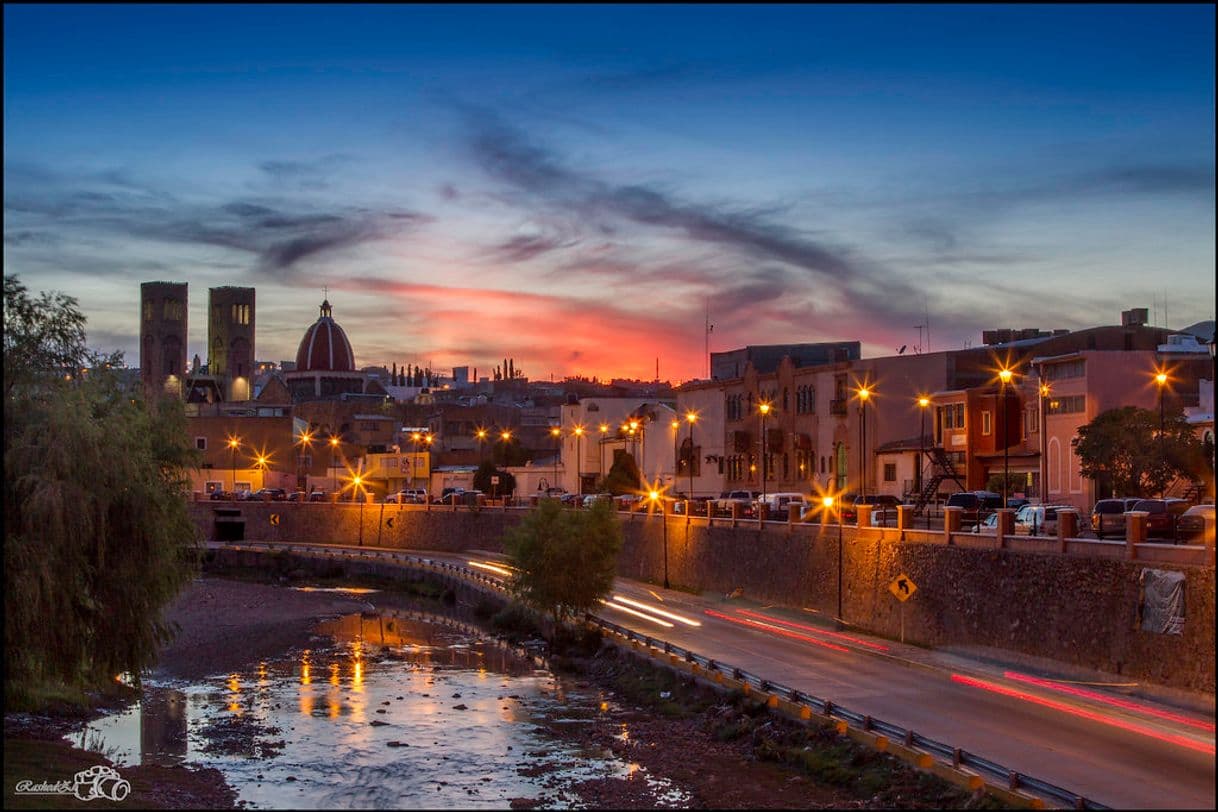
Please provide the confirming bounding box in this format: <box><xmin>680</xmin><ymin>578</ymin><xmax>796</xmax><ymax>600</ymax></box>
<box><xmin>1013</xmin><ymin>504</ymin><xmax>1078</xmax><ymax>536</ymax></box>
<box><xmin>582</xmin><ymin>493</ymin><xmax>613</xmax><ymax>508</ymax></box>
<box><xmin>286</xmin><ymin>491</ymin><xmax>307</xmax><ymax>502</ymax></box>
<box><xmin>386</xmin><ymin>489</ymin><xmax>428</xmax><ymax>504</ymax></box>
<box><xmin>436</xmin><ymin>487</ymin><xmax>466</xmax><ymax>504</ymax></box>
<box><xmin>945</xmin><ymin>491</ymin><xmax>1002</xmax><ymax>523</ymax></box>
<box><xmin>209</xmin><ymin>489</ymin><xmax>233</xmax><ymax>501</ymax></box>
<box><xmin>970</xmin><ymin>513</ymin><xmax>1000</xmax><ymax>534</ymax></box>
<box><xmin>714</xmin><ymin>490</ymin><xmax>760</xmax><ymax>517</ymax></box>
<box><xmin>250</xmin><ymin>487</ymin><xmax>287</xmax><ymax>501</ymax></box>
<box><xmin>1091</xmin><ymin>498</ymin><xmax>1142</xmax><ymax>539</ymax></box>
<box><xmin>1176</xmin><ymin>504</ymin><xmax>1216</xmax><ymax>545</ymax></box>
<box><xmin>1130</xmin><ymin>498</ymin><xmax>1191</xmax><ymax>540</ymax></box>
<box><xmin>307</xmin><ymin>490</ymin><xmax>328</xmax><ymax>502</ymax></box>
<box><xmin>755</xmin><ymin>492</ymin><xmax>810</xmax><ymax>516</ymax></box>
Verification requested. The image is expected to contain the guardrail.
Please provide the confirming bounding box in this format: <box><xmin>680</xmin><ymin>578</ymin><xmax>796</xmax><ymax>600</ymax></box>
<box><xmin>586</xmin><ymin>614</ymin><xmax>1108</xmax><ymax>811</ymax></box>
<box><xmin>205</xmin><ymin>539</ymin><xmax>1106</xmax><ymax>809</ymax></box>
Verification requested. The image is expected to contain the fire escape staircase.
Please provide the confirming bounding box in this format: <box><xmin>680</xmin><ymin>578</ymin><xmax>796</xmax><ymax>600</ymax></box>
<box><xmin>913</xmin><ymin>446</ymin><xmax>965</xmax><ymax>515</ymax></box>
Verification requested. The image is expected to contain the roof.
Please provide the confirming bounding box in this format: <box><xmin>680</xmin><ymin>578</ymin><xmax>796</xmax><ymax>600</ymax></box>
<box><xmin>295</xmin><ymin>300</ymin><xmax>355</xmax><ymax>372</ymax></box>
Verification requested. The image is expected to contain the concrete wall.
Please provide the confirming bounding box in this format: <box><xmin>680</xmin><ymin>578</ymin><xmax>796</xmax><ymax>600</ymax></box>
<box><xmin>189</xmin><ymin>502</ymin><xmax>1215</xmax><ymax>692</ymax></box>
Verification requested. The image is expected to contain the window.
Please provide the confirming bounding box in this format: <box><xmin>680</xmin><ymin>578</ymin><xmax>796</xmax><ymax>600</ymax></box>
<box><xmin>982</xmin><ymin>411</ymin><xmax>992</xmax><ymax>436</ymax></box>
<box><xmin>1047</xmin><ymin>395</ymin><xmax>1085</xmax><ymax>415</ymax></box>
<box><xmin>143</xmin><ymin>301</ymin><xmax>153</xmax><ymax>321</ymax></box>
<box><xmin>195</xmin><ymin>437</ymin><xmax>207</xmax><ymax>451</ymax></box>
<box><xmin>954</xmin><ymin>403</ymin><xmax>965</xmax><ymax>428</ymax></box>
<box><xmin>163</xmin><ymin>298</ymin><xmax>183</xmax><ymax>320</ymax></box>
<box><xmin>1044</xmin><ymin>360</ymin><xmax>1085</xmax><ymax>381</ymax></box>
<box><xmin>884</xmin><ymin>463</ymin><xmax>896</xmax><ymax>482</ymax></box>
<box><xmin>231</xmin><ymin>303</ymin><xmax>250</xmax><ymax>325</ymax></box>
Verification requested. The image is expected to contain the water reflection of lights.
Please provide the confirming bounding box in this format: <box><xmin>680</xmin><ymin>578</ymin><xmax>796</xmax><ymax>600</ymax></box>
<box><xmin>598</xmin><ymin>599</ymin><xmax>674</xmax><ymax>628</ymax></box>
<box><xmin>468</xmin><ymin>560</ymin><xmax>514</xmax><ymax>577</ymax></box>
<box><xmin>329</xmin><ymin>663</ymin><xmax>340</xmax><ymax>686</ymax></box>
<box><xmin>611</xmin><ymin>594</ymin><xmax>701</xmax><ymax>627</ymax></box>
<box><xmin>227</xmin><ymin>674</ymin><xmax>242</xmax><ymax>715</ymax></box>
<box><xmin>300</xmin><ymin>651</ymin><xmax>312</xmax><ymax>685</ymax></box>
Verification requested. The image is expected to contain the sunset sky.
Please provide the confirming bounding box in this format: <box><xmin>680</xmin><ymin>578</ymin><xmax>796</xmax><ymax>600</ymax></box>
<box><xmin>4</xmin><ymin>4</ymin><xmax>1214</xmax><ymax>383</ymax></box>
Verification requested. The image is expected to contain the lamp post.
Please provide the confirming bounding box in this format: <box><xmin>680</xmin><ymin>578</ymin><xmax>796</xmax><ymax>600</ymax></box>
<box><xmin>628</xmin><ymin>419</ymin><xmax>640</xmax><ymax>466</ymax></box>
<box><xmin>498</xmin><ymin>430</ymin><xmax>511</xmax><ymax>501</ymax></box>
<box><xmin>758</xmin><ymin>401</ymin><xmax>771</xmax><ymax>509</ymax></box>
<box><xmin>573</xmin><ymin>426</ymin><xmax>584</xmax><ymax>496</ymax></box>
<box><xmin>598</xmin><ymin>423</ymin><xmax>608</xmax><ymax>485</ymax></box>
<box><xmin>297</xmin><ymin>431</ymin><xmax>313</xmax><ymax>493</ymax></box>
<box><xmin>475</xmin><ymin>428</ymin><xmax>487</xmax><ymax>465</ymax></box>
<box><xmin>916</xmin><ymin>397</ymin><xmax>929</xmax><ymax>503</ymax></box>
<box><xmin>329</xmin><ymin>436</ymin><xmax>340</xmax><ymax>495</ymax></box>
<box><xmin>228</xmin><ymin>436</ymin><xmax>241</xmax><ymax>496</ymax></box>
<box><xmin>686</xmin><ymin>411</ymin><xmax>698</xmax><ymax>501</ymax></box>
<box><xmin>649</xmin><ymin>489</ymin><xmax>670</xmax><ymax>589</ymax></box>
<box><xmin>255</xmin><ymin>454</ymin><xmax>268</xmax><ymax>492</ymax></box>
<box><xmin>671</xmin><ymin>418</ymin><xmax>680</xmax><ymax>495</ymax></box>
<box><xmin>1038</xmin><ymin>379</ymin><xmax>1049</xmax><ymax>502</ymax></box>
<box><xmin>550</xmin><ymin>426</ymin><xmax>562</xmax><ymax>496</ymax></box>
<box><xmin>352</xmin><ymin>473</ymin><xmax>365</xmax><ymax>546</ymax></box>
<box><xmin>999</xmin><ymin>368</ymin><xmax>1013</xmax><ymax>508</ymax></box>
<box><xmin>823</xmin><ymin>495</ymin><xmax>844</xmax><ymax>626</ymax></box>
<box><xmin>857</xmin><ymin>386</ymin><xmax>871</xmax><ymax>501</ymax></box>
<box><xmin>1155</xmin><ymin>370</ymin><xmax>1168</xmax><ymax>498</ymax></box>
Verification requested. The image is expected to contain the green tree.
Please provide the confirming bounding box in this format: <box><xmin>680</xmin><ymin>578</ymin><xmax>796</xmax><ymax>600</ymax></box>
<box><xmin>4</xmin><ymin>277</ymin><xmax>201</xmax><ymax>706</ymax></box>
<box><xmin>601</xmin><ymin>449</ymin><xmax>643</xmax><ymax>495</ymax></box>
<box><xmin>472</xmin><ymin>459</ymin><xmax>515</xmax><ymax>495</ymax></box>
<box><xmin>1073</xmin><ymin>406</ymin><xmax>1204</xmax><ymax>498</ymax></box>
<box><xmin>503</xmin><ymin>498</ymin><xmax>622</xmax><ymax>626</ymax></box>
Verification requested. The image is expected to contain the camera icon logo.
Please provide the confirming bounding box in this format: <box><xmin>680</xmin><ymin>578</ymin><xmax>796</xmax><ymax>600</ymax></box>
<box><xmin>72</xmin><ymin>765</ymin><xmax>131</xmax><ymax>802</ymax></box>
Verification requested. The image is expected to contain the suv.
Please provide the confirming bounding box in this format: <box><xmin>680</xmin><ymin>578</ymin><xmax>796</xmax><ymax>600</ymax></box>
<box><xmin>945</xmin><ymin>491</ymin><xmax>1002</xmax><ymax>523</ymax></box>
<box><xmin>307</xmin><ymin>490</ymin><xmax>328</xmax><ymax>502</ymax></box>
<box><xmin>1176</xmin><ymin>504</ymin><xmax>1215</xmax><ymax>545</ymax></box>
<box><xmin>1090</xmin><ymin>498</ymin><xmax>1142</xmax><ymax>539</ymax></box>
<box><xmin>1014</xmin><ymin>504</ymin><xmax>1079</xmax><ymax>536</ymax></box>
<box><xmin>714</xmin><ymin>490</ymin><xmax>760</xmax><ymax>517</ymax></box>
<box><xmin>1130</xmin><ymin>498</ymin><xmax>1192</xmax><ymax>540</ymax></box>
<box><xmin>386</xmin><ymin>489</ymin><xmax>427</xmax><ymax>504</ymax></box>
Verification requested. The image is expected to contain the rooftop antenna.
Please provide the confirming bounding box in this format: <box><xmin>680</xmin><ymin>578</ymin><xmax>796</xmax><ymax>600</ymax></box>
<box><xmin>705</xmin><ymin>299</ymin><xmax>713</xmax><ymax>380</ymax></box>
<box><xmin>914</xmin><ymin>325</ymin><xmax>924</xmax><ymax>354</ymax></box>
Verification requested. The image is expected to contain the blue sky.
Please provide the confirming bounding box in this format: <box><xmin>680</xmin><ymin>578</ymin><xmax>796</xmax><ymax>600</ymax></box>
<box><xmin>4</xmin><ymin>4</ymin><xmax>1214</xmax><ymax>382</ymax></box>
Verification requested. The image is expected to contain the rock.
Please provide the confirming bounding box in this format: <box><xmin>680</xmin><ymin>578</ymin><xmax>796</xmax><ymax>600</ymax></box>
<box><xmin>453</xmin><ymin>703</ymin><xmax>468</xmax><ymax>710</ymax></box>
<box><xmin>369</xmin><ymin>720</ymin><xmax>390</xmax><ymax>727</ymax></box>
<box><xmin>387</xmin><ymin>741</ymin><xmax>405</xmax><ymax>747</ymax></box>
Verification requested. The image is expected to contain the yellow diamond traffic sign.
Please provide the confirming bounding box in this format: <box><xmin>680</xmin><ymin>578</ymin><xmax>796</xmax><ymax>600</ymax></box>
<box><xmin>270</xmin><ymin>513</ymin><xmax>280</xmax><ymax>526</ymax></box>
<box><xmin>889</xmin><ymin>573</ymin><xmax>917</xmax><ymax>602</ymax></box>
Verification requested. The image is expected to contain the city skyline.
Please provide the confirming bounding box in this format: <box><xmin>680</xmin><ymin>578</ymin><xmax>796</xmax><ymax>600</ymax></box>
<box><xmin>4</xmin><ymin>4</ymin><xmax>1214</xmax><ymax>383</ymax></box>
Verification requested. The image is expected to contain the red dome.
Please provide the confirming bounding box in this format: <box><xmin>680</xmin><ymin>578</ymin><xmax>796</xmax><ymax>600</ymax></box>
<box><xmin>295</xmin><ymin>300</ymin><xmax>355</xmax><ymax>372</ymax></box>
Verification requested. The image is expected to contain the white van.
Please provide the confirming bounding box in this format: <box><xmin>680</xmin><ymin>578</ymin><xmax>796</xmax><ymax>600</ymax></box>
<box><xmin>756</xmin><ymin>492</ymin><xmax>810</xmax><ymax>514</ymax></box>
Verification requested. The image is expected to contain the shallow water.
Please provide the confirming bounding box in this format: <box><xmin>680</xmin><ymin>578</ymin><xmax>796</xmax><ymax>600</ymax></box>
<box><xmin>73</xmin><ymin>606</ymin><xmax>689</xmax><ymax>809</ymax></box>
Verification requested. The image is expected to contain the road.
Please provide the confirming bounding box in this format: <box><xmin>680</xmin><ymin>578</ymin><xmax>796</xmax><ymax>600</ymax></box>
<box><xmin>210</xmin><ymin>541</ymin><xmax>1216</xmax><ymax>809</ymax></box>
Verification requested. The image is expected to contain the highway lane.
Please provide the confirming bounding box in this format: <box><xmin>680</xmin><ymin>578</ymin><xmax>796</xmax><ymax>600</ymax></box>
<box><xmin>210</xmin><ymin>542</ymin><xmax>1216</xmax><ymax>809</ymax></box>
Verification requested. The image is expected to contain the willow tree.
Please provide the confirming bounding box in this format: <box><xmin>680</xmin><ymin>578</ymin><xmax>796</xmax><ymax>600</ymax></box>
<box><xmin>4</xmin><ymin>277</ymin><xmax>201</xmax><ymax>704</ymax></box>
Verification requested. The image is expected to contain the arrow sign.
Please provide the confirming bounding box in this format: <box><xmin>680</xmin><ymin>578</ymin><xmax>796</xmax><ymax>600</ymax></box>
<box><xmin>888</xmin><ymin>573</ymin><xmax>917</xmax><ymax>602</ymax></box>
<box><xmin>386</xmin><ymin>517</ymin><xmax>394</xmax><ymax>528</ymax></box>
<box><xmin>270</xmin><ymin>514</ymin><xmax>280</xmax><ymax>526</ymax></box>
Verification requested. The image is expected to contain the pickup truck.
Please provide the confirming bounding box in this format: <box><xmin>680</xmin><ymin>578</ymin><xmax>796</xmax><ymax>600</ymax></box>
<box><xmin>714</xmin><ymin>490</ymin><xmax>759</xmax><ymax>517</ymax></box>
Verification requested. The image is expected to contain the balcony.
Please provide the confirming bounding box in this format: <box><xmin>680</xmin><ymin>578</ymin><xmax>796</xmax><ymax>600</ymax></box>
<box><xmin>829</xmin><ymin>398</ymin><xmax>848</xmax><ymax>416</ymax></box>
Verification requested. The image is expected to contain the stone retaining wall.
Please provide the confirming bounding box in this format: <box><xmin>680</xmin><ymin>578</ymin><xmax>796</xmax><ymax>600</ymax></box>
<box><xmin>190</xmin><ymin>502</ymin><xmax>1216</xmax><ymax>692</ymax></box>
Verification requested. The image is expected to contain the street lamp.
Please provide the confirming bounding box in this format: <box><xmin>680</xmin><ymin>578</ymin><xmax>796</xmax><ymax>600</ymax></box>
<box><xmin>573</xmin><ymin>425</ymin><xmax>584</xmax><ymax>496</ymax></box>
<box><xmin>628</xmin><ymin>419</ymin><xmax>640</xmax><ymax>465</ymax></box>
<box><xmin>1038</xmin><ymin>379</ymin><xmax>1049</xmax><ymax>502</ymax></box>
<box><xmin>227</xmin><ymin>436</ymin><xmax>241</xmax><ymax>496</ymax></box>
<box><xmin>685</xmin><ymin>410</ymin><xmax>698</xmax><ymax>502</ymax></box>
<box><xmin>758</xmin><ymin>401</ymin><xmax>772</xmax><ymax>511</ymax></box>
<box><xmin>999</xmin><ymin>368</ymin><xmax>1013</xmax><ymax>508</ymax></box>
<box><xmin>329</xmin><ymin>436</ymin><xmax>341</xmax><ymax>496</ymax></box>
<box><xmin>822</xmin><ymin>494</ymin><xmax>844</xmax><ymax>626</ymax></box>
<box><xmin>856</xmin><ymin>386</ymin><xmax>872</xmax><ymax>501</ymax></box>
<box><xmin>352</xmin><ymin>473</ymin><xmax>365</xmax><ymax>546</ymax></box>
<box><xmin>649</xmin><ymin>489</ymin><xmax>670</xmax><ymax>589</ymax></box>
<box><xmin>671</xmin><ymin>418</ymin><xmax>680</xmax><ymax>496</ymax></box>
<box><xmin>255</xmin><ymin>454</ymin><xmax>269</xmax><ymax>491</ymax></box>
<box><xmin>550</xmin><ymin>426</ymin><xmax>562</xmax><ymax>496</ymax></box>
<box><xmin>297</xmin><ymin>431</ymin><xmax>313</xmax><ymax>493</ymax></box>
<box><xmin>1155</xmin><ymin>369</ymin><xmax>1168</xmax><ymax>498</ymax></box>
<box><xmin>475</xmin><ymin>428</ymin><xmax>488</xmax><ymax>465</ymax></box>
<box><xmin>916</xmin><ymin>397</ymin><xmax>930</xmax><ymax>504</ymax></box>
<box><xmin>598</xmin><ymin>423</ymin><xmax>609</xmax><ymax>484</ymax></box>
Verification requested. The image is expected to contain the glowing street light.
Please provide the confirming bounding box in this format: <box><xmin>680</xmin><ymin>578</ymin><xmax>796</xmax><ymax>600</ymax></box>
<box><xmin>573</xmin><ymin>425</ymin><xmax>585</xmax><ymax>496</ymax></box>
<box><xmin>758</xmin><ymin>401</ymin><xmax>772</xmax><ymax>513</ymax></box>
<box><xmin>998</xmin><ymin>368</ymin><xmax>1013</xmax><ymax>508</ymax></box>
<box><xmin>475</xmin><ymin>427</ymin><xmax>488</xmax><ymax>464</ymax></box>
<box><xmin>648</xmin><ymin>488</ymin><xmax>670</xmax><ymax>589</ymax></box>
<box><xmin>352</xmin><ymin>473</ymin><xmax>366</xmax><ymax>546</ymax></box>
<box><xmin>916</xmin><ymin>396</ymin><xmax>930</xmax><ymax>504</ymax></box>
<box><xmin>329</xmin><ymin>436</ymin><xmax>341</xmax><ymax>495</ymax></box>
<box><xmin>550</xmin><ymin>425</ymin><xmax>562</xmax><ymax>496</ymax></box>
<box><xmin>685</xmin><ymin>411</ymin><xmax>698</xmax><ymax>503</ymax></box>
<box><xmin>821</xmin><ymin>493</ymin><xmax>845</xmax><ymax>626</ymax></box>
<box><xmin>227</xmin><ymin>436</ymin><xmax>241</xmax><ymax>496</ymax></box>
<box><xmin>856</xmin><ymin>385</ymin><xmax>872</xmax><ymax>501</ymax></box>
<box><xmin>1155</xmin><ymin>368</ymin><xmax>1169</xmax><ymax>497</ymax></box>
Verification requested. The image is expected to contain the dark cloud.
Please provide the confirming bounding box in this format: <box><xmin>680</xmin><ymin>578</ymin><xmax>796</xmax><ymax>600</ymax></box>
<box><xmin>3</xmin><ymin>163</ymin><xmax>428</xmax><ymax>279</ymax></box>
<box><xmin>462</xmin><ymin>109</ymin><xmax>925</xmax><ymax>318</ymax></box>
<box><xmin>493</xmin><ymin>233</ymin><xmax>578</xmax><ymax>263</ymax></box>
